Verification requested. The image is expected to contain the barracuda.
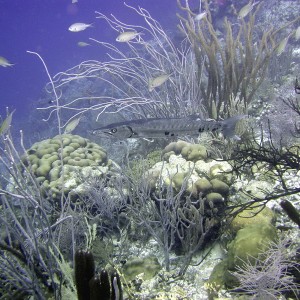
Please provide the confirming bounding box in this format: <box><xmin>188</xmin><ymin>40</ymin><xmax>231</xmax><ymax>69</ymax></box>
<box><xmin>92</xmin><ymin>115</ymin><xmax>245</xmax><ymax>139</ymax></box>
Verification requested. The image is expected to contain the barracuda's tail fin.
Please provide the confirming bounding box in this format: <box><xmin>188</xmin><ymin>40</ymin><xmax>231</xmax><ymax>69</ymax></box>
<box><xmin>222</xmin><ymin>115</ymin><xmax>248</xmax><ymax>139</ymax></box>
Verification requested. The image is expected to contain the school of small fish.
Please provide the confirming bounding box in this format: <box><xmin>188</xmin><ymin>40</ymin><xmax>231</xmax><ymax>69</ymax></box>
<box><xmin>1</xmin><ymin>1</ymin><xmax>298</xmax><ymax>138</ymax></box>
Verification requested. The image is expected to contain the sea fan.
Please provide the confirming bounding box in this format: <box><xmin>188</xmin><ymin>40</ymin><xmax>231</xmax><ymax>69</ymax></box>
<box><xmin>231</xmin><ymin>237</ymin><xmax>300</xmax><ymax>300</ymax></box>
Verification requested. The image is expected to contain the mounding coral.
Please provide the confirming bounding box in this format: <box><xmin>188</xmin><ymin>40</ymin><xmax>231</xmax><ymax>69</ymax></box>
<box><xmin>206</xmin><ymin>205</ymin><xmax>279</xmax><ymax>296</ymax></box>
<box><xmin>162</xmin><ymin>140</ymin><xmax>208</xmax><ymax>162</ymax></box>
<box><xmin>146</xmin><ymin>141</ymin><xmax>232</xmax><ymax>203</ymax></box>
<box><xmin>21</xmin><ymin>134</ymin><xmax>119</xmax><ymax>204</ymax></box>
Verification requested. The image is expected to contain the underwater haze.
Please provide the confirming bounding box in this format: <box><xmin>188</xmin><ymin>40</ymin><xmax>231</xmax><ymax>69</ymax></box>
<box><xmin>0</xmin><ymin>0</ymin><xmax>185</xmax><ymax>126</ymax></box>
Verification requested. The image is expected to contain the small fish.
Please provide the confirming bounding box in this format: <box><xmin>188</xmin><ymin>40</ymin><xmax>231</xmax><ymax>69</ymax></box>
<box><xmin>238</xmin><ymin>1</ymin><xmax>259</xmax><ymax>19</ymax></box>
<box><xmin>92</xmin><ymin>115</ymin><xmax>245</xmax><ymax>139</ymax></box>
<box><xmin>0</xmin><ymin>56</ymin><xmax>14</xmax><ymax>67</ymax></box>
<box><xmin>64</xmin><ymin>116</ymin><xmax>81</xmax><ymax>134</ymax></box>
<box><xmin>72</xmin><ymin>0</ymin><xmax>78</xmax><ymax>3</ymax></box>
<box><xmin>276</xmin><ymin>35</ymin><xmax>290</xmax><ymax>56</ymax></box>
<box><xmin>0</xmin><ymin>110</ymin><xmax>15</xmax><ymax>135</ymax></box>
<box><xmin>295</xmin><ymin>26</ymin><xmax>300</xmax><ymax>41</ymax></box>
<box><xmin>194</xmin><ymin>12</ymin><xmax>207</xmax><ymax>22</ymax></box>
<box><xmin>148</xmin><ymin>74</ymin><xmax>171</xmax><ymax>92</ymax></box>
<box><xmin>295</xmin><ymin>78</ymin><xmax>300</xmax><ymax>95</ymax></box>
<box><xmin>77</xmin><ymin>41</ymin><xmax>90</xmax><ymax>47</ymax></box>
<box><xmin>116</xmin><ymin>31</ymin><xmax>142</xmax><ymax>42</ymax></box>
<box><xmin>69</xmin><ymin>23</ymin><xmax>92</xmax><ymax>32</ymax></box>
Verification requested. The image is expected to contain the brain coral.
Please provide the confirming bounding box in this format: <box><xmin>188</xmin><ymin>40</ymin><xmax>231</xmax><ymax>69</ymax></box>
<box><xmin>22</xmin><ymin>134</ymin><xmax>117</xmax><ymax>204</ymax></box>
<box><xmin>147</xmin><ymin>140</ymin><xmax>233</xmax><ymax>197</ymax></box>
<box><xmin>145</xmin><ymin>141</ymin><xmax>233</xmax><ymax>218</ymax></box>
<box><xmin>162</xmin><ymin>140</ymin><xmax>208</xmax><ymax>162</ymax></box>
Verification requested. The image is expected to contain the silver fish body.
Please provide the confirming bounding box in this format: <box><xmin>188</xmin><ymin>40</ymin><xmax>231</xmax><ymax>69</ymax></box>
<box><xmin>276</xmin><ymin>35</ymin><xmax>290</xmax><ymax>56</ymax></box>
<box><xmin>92</xmin><ymin>115</ymin><xmax>245</xmax><ymax>139</ymax></box>
<box><xmin>77</xmin><ymin>41</ymin><xmax>90</xmax><ymax>47</ymax></box>
<box><xmin>148</xmin><ymin>74</ymin><xmax>171</xmax><ymax>92</ymax></box>
<box><xmin>69</xmin><ymin>23</ymin><xmax>92</xmax><ymax>32</ymax></box>
<box><xmin>116</xmin><ymin>31</ymin><xmax>141</xmax><ymax>42</ymax></box>
<box><xmin>194</xmin><ymin>12</ymin><xmax>207</xmax><ymax>21</ymax></box>
<box><xmin>295</xmin><ymin>26</ymin><xmax>300</xmax><ymax>41</ymax></box>
<box><xmin>0</xmin><ymin>109</ymin><xmax>15</xmax><ymax>135</ymax></box>
<box><xmin>238</xmin><ymin>1</ymin><xmax>259</xmax><ymax>19</ymax></box>
<box><xmin>0</xmin><ymin>56</ymin><xmax>14</xmax><ymax>67</ymax></box>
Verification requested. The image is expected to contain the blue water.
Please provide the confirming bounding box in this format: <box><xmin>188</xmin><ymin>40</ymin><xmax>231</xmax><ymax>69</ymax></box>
<box><xmin>0</xmin><ymin>0</ymin><xmax>189</xmax><ymax>128</ymax></box>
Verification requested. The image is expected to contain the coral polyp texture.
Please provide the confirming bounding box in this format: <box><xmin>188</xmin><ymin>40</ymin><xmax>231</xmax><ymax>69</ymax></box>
<box><xmin>162</xmin><ymin>140</ymin><xmax>208</xmax><ymax>162</ymax></box>
<box><xmin>148</xmin><ymin>141</ymin><xmax>232</xmax><ymax>201</ymax></box>
<box><xmin>21</xmin><ymin>134</ymin><xmax>116</xmax><ymax>203</ymax></box>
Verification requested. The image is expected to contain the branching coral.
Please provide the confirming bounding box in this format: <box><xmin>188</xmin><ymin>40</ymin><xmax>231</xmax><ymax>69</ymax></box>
<box><xmin>0</xmin><ymin>132</ymin><xmax>77</xmax><ymax>298</ymax></box>
<box><xmin>228</xmin><ymin>123</ymin><xmax>300</xmax><ymax>209</ymax></box>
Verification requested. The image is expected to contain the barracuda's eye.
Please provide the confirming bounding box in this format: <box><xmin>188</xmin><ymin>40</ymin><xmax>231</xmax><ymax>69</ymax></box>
<box><xmin>111</xmin><ymin>128</ymin><xmax>117</xmax><ymax>133</ymax></box>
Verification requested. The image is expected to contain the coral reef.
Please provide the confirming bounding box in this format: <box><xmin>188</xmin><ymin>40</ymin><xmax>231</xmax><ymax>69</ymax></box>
<box><xmin>1</xmin><ymin>0</ymin><xmax>300</xmax><ymax>298</ymax></box>
<box><xmin>147</xmin><ymin>141</ymin><xmax>232</xmax><ymax>202</ymax></box>
<box><xmin>226</xmin><ymin>223</ymin><xmax>278</xmax><ymax>273</ymax></box>
<box><xmin>230</xmin><ymin>237</ymin><xmax>300</xmax><ymax>300</ymax></box>
<box><xmin>122</xmin><ymin>256</ymin><xmax>161</xmax><ymax>281</ymax></box>
<box><xmin>75</xmin><ymin>250</ymin><xmax>123</xmax><ymax>300</ymax></box>
<box><xmin>207</xmin><ymin>204</ymin><xmax>278</xmax><ymax>292</ymax></box>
